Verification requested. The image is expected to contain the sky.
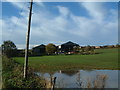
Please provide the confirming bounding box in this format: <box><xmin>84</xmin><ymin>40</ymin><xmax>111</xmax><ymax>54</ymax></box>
<box><xmin>1</xmin><ymin>1</ymin><xmax>118</xmax><ymax>49</ymax></box>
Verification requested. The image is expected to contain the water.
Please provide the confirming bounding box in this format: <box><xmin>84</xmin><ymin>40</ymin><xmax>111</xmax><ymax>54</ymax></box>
<box><xmin>35</xmin><ymin>70</ymin><xmax>119</xmax><ymax>88</ymax></box>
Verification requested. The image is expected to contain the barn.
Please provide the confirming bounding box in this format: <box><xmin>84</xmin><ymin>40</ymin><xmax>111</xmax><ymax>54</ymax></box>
<box><xmin>32</xmin><ymin>44</ymin><xmax>46</xmax><ymax>56</ymax></box>
<box><xmin>60</xmin><ymin>41</ymin><xmax>79</xmax><ymax>53</ymax></box>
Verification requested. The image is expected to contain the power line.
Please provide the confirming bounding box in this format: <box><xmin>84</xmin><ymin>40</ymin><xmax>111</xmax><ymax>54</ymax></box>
<box><xmin>13</xmin><ymin>2</ymin><xmax>28</xmax><ymax>29</ymax></box>
<box><xmin>9</xmin><ymin>2</ymin><xmax>29</xmax><ymax>41</ymax></box>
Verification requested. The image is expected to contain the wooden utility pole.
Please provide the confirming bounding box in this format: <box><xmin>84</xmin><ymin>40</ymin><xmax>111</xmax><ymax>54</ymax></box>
<box><xmin>24</xmin><ymin>0</ymin><xmax>33</xmax><ymax>79</ymax></box>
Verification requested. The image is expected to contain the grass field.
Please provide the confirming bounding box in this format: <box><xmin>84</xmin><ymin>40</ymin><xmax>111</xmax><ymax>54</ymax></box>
<box><xmin>14</xmin><ymin>48</ymin><xmax>119</xmax><ymax>72</ymax></box>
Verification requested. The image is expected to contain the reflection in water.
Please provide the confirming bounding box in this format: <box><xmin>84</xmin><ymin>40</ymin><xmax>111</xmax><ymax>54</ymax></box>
<box><xmin>35</xmin><ymin>70</ymin><xmax>118</xmax><ymax>88</ymax></box>
<box><xmin>59</xmin><ymin>70</ymin><xmax>79</xmax><ymax>76</ymax></box>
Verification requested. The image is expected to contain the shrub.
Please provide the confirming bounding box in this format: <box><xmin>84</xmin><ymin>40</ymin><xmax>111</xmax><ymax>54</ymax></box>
<box><xmin>1</xmin><ymin>40</ymin><xmax>18</xmax><ymax>58</ymax></box>
<box><xmin>2</xmin><ymin>56</ymin><xmax>45</xmax><ymax>88</ymax></box>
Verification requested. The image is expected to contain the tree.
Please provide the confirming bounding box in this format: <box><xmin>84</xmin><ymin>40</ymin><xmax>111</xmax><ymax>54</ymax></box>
<box><xmin>85</xmin><ymin>45</ymin><xmax>91</xmax><ymax>52</ymax></box>
<box><xmin>1</xmin><ymin>40</ymin><xmax>17</xmax><ymax>58</ymax></box>
<box><xmin>116</xmin><ymin>44</ymin><xmax>120</xmax><ymax>48</ymax></box>
<box><xmin>91</xmin><ymin>46</ymin><xmax>95</xmax><ymax>54</ymax></box>
<box><xmin>46</xmin><ymin>43</ymin><xmax>56</xmax><ymax>55</ymax></box>
<box><xmin>73</xmin><ymin>46</ymin><xmax>80</xmax><ymax>54</ymax></box>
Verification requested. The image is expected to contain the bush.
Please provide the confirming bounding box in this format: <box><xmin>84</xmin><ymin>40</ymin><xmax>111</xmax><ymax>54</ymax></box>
<box><xmin>2</xmin><ymin>56</ymin><xmax>45</xmax><ymax>88</ymax></box>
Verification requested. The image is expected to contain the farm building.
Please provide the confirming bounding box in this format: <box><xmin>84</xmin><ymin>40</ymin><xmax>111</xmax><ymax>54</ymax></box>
<box><xmin>95</xmin><ymin>46</ymin><xmax>101</xmax><ymax>49</ymax></box>
<box><xmin>32</xmin><ymin>44</ymin><xmax>46</xmax><ymax>56</ymax></box>
<box><xmin>32</xmin><ymin>41</ymin><xmax>80</xmax><ymax>55</ymax></box>
<box><xmin>60</xmin><ymin>41</ymin><xmax>79</xmax><ymax>53</ymax></box>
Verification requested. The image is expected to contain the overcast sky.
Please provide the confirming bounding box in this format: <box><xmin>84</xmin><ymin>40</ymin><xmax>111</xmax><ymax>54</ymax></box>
<box><xmin>1</xmin><ymin>1</ymin><xmax>118</xmax><ymax>49</ymax></box>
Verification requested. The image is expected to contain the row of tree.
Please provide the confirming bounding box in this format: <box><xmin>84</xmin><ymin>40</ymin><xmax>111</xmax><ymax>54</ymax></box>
<box><xmin>0</xmin><ymin>41</ymin><xmax>57</xmax><ymax>57</ymax></box>
<box><xmin>73</xmin><ymin>45</ymin><xmax>96</xmax><ymax>55</ymax></box>
<box><xmin>0</xmin><ymin>41</ymin><xmax>96</xmax><ymax>57</ymax></box>
<box><xmin>1</xmin><ymin>40</ymin><xmax>120</xmax><ymax>58</ymax></box>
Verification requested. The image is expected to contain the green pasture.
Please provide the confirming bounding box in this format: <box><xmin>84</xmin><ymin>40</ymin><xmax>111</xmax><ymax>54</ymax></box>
<box><xmin>14</xmin><ymin>48</ymin><xmax>119</xmax><ymax>72</ymax></box>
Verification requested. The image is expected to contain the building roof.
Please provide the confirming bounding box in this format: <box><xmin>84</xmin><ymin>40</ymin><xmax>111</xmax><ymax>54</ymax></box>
<box><xmin>61</xmin><ymin>41</ymin><xmax>79</xmax><ymax>46</ymax></box>
<box><xmin>33</xmin><ymin>44</ymin><xmax>45</xmax><ymax>49</ymax></box>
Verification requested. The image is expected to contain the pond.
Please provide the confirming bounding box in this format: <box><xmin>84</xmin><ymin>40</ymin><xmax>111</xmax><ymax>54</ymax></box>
<box><xmin>35</xmin><ymin>70</ymin><xmax>119</xmax><ymax>88</ymax></box>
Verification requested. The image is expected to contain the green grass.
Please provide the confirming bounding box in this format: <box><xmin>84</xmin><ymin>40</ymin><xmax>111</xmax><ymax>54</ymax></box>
<box><xmin>0</xmin><ymin>56</ymin><xmax>2</xmax><ymax>89</ymax></box>
<box><xmin>14</xmin><ymin>48</ymin><xmax>119</xmax><ymax>72</ymax></box>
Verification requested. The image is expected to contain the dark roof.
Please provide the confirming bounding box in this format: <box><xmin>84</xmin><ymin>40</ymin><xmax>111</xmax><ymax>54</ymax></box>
<box><xmin>33</xmin><ymin>44</ymin><xmax>45</xmax><ymax>49</ymax></box>
<box><xmin>62</xmin><ymin>41</ymin><xmax>79</xmax><ymax>46</ymax></box>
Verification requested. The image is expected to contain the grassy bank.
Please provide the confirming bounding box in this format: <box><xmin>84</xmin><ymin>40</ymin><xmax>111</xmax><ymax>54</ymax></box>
<box><xmin>2</xmin><ymin>56</ymin><xmax>45</xmax><ymax>88</ymax></box>
<box><xmin>0</xmin><ymin>55</ymin><xmax>2</xmax><ymax>89</ymax></box>
<box><xmin>14</xmin><ymin>48</ymin><xmax>119</xmax><ymax>72</ymax></box>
